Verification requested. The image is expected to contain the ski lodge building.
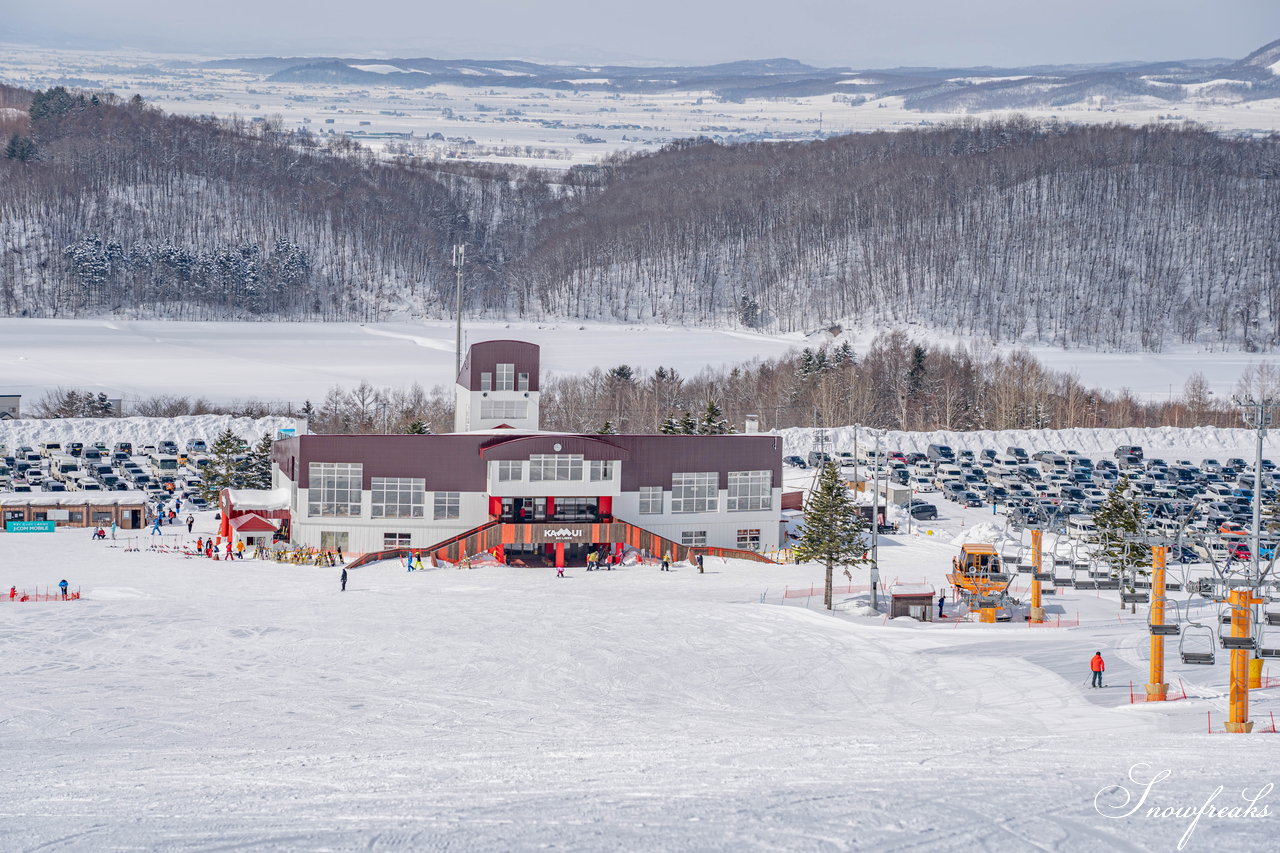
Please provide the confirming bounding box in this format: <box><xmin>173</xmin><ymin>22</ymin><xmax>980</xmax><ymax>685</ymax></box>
<box><xmin>264</xmin><ymin>340</ymin><xmax>783</xmax><ymax>566</ymax></box>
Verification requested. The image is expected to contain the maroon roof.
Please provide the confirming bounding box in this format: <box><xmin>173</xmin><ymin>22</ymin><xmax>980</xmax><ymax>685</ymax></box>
<box><xmin>457</xmin><ymin>340</ymin><xmax>540</xmax><ymax>391</ymax></box>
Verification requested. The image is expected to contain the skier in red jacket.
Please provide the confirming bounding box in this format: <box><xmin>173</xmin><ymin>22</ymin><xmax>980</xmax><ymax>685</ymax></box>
<box><xmin>1090</xmin><ymin>652</ymin><xmax>1105</xmax><ymax>688</ymax></box>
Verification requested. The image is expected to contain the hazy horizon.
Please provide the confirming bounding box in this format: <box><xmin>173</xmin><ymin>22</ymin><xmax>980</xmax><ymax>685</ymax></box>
<box><xmin>4</xmin><ymin>1</ymin><xmax>1277</xmax><ymax>69</ymax></box>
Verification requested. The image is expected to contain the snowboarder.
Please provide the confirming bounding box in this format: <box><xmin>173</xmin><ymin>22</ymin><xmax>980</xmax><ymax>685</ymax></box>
<box><xmin>340</xmin><ymin>567</ymin><xmax>348</xmax><ymax>591</ymax></box>
<box><xmin>58</xmin><ymin>579</ymin><xmax>69</xmax><ymax>600</ymax></box>
<box><xmin>938</xmin><ymin>592</ymin><xmax>946</xmax><ymax>618</ymax></box>
<box><xmin>696</xmin><ymin>553</ymin><xmax>705</xmax><ymax>573</ymax></box>
<box><xmin>186</xmin><ymin>515</ymin><xmax>194</xmax><ymax>533</ymax></box>
<box><xmin>661</xmin><ymin>551</ymin><xmax>672</xmax><ymax>572</ymax></box>
<box><xmin>1090</xmin><ymin>651</ymin><xmax>1105</xmax><ymax>688</ymax></box>
<box><xmin>556</xmin><ymin>566</ymin><xmax>565</xmax><ymax>578</ymax></box>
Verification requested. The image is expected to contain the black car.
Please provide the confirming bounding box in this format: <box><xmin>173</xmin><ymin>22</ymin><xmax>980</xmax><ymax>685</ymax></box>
<box><xmin>905</xmin><ymin>500</ymin><xmax>938</xmax><ymax>520</ymax></box>
<box><xmin>783</xmin><ymin>455</ymin><xmax>807</xmax><ymax>468</ymax></box>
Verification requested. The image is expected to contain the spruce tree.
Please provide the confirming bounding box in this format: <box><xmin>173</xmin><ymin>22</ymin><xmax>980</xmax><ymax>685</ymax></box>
<box><xmin>1092</xmin><ymin>476</ymin><xmax>1149</xmax><ymax>604</ymax></box>
<box><xmin>243</xmin><ymin>433</ymin><xmax>274</xmax><ymax>489</ymax></box>
<box><xmin>677</xmin><ymin>411</ymin><xmax>699</xmax><ymax>435</ymax></box>
<box><xmin>794</xmin><ymin>461</ymin><xmax>870</xmax><ymax>610</ymax></box>
<box><xmin>658</xmin><ymin>415</ymin><xmax>681</xmax><ymax>435</ymax></box>
<box><xmin>596</xmin><ymin>419</ymin><xmax>618</xmax><ymax>434</ymax></box>
<box><xmin>697</xmin><ymin>401</ymin><xmax>734</xmax><ymax>435</ymax></box>
<box><xmin>405</xmin><ymin>419</ymin><xmax>431</xmax><ymax>434</ymax></box>
<box><xmin>200</xmin><ymin>428</ymin><xmax>249</xmax><ymax>503</ymax></box>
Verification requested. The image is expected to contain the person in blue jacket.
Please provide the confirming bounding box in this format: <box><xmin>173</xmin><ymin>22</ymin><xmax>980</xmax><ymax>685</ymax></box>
<box><xmin>58</xmin><ymin>579</ymin><xmax>69</xmax><ymax>600</ymax></box>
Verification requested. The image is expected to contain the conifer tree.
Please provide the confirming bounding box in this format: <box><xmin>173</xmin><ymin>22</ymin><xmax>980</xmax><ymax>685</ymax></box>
<box><xmin>658</xmin><ymin>415</ymin><xmax>681</xmax><ymax>435</ymax></box>
<box><xmin>794</xmin><ymin>461</ymin><xmax>869</xmax><ymax>610</ymax></box>
<box><xmin>697</xmin><ymin>401</ymin><xmax>734</xmax><ymax>435</ymax></box>
<box><xmin>405</xmin><ymin>419</ymin><xmax>431</xmax><ymax>434</ymax></box>
<box><xmin>1092</xmin><ymin>476</ymin><xmax>1149</xmax><ymax>604</ymax></box>
<box><xmin>200</xmin><ymin>428</ymin><xmax>249</xmax><ymax>503</ymax></box>
<box><xmin>677</xmin><ymin>411</ymin><xmax>699</xmax><ymax>435</ymax></box>
<box><xmin>243</xmin><ymin>433</ymin><xmax>274</xmax><ymax>489</ymax></box>
<box><xmin>596</xmin><ymin>419</ymin><xmax>618</xmax><ymax>434</ymax></box>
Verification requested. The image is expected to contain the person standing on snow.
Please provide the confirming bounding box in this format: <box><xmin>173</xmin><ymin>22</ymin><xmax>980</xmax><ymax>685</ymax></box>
<box><xmin>661</xmin><ymin>551</ymin><xmax>672</xmax><ymax>572</ymax></box>
<box><xmin>235</xmin><ymin>540</ymin><xmax>245</xmax><ymax>560</ymax></box>
<box><xmin>340</xmin><ymin>567</ymin><xmax>348</xmax><ymax>591</ymax></box>
<box><xmin>110</xmin><ymin>521</ymin><xmax>117</xmax><ymax>541</ymax></box>
<box><xmin>186</xmin><ymin>515</ymin><xmax>195</xmax><ymax>533</ymax></box>
<box><xmin>9</xmin><ymin>586</ymin><xmax>16</xmax><ymax>601</ymax></box>
<box><xmin>1090</xmin><ymin>651</ymin><xmax>1105</xmax><ymax>688</ymax></box>
<box><xmin>938</xmin><ymin>592</ymin><xmax>946</xmax><ymax>618</ymax></box>
<box><xmin>696</xmin><ymin>554</ymin><xmax>705</xmax><ymax>574</ymax></box>
<box><xmin>151</xmin><ymin>515</ymin><xmax>163</xmax><ymax>536</ymax></box>
<box><xmin>58</xmin><ymin>579</ymin><xmax>69</xmax><ymax>600</ymax></box>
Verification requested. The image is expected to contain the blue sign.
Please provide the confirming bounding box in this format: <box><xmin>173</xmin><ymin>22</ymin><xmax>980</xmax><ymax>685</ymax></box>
<box><xmin>6</xmin><ymin>520</ymin><xmax>56</xmax><ymax>532</ymax></box>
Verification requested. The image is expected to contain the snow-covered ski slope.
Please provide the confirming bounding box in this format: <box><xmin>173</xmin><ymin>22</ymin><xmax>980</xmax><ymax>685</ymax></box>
<box><xmin>0</xmin><ymin>317</ymin><xmax>1274</xmax><ymax>406</ymax></box>
<box><xmin>3</xmin><ymin>520</ymin><xmax>1278</xmax><ymax>851</ymax></box>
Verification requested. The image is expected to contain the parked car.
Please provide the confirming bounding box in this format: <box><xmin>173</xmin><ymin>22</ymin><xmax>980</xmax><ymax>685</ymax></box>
<box><xmin>783</xmin><ymin>455</ymin><xmax>807</xmax><ymax>469</ymax></box>
<box><xmin>1115</xmin><ymin>444</ymin><xmax>1145</xmax><ymax>460</ymax></box>
<box><xmin>807</xmin><ymin>451</ymin><xmax>832</xmax><ymax>467</ymax></box>
<box><xmin>926</xmin><ymin>444</ymin><xmax>955</xmax><ymax>463</ymax></box>
<box><xmin>904</xmin><ymin>499</ymin><xmax>938</xmax><ymax>520</ymax></box>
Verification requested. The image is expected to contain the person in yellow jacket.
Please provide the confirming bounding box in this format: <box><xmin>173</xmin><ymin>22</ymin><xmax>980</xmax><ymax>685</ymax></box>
<box><xmin>234</xmin><ymin>539</ymin><xmax>246</xmax><ymax>560</ymax></box>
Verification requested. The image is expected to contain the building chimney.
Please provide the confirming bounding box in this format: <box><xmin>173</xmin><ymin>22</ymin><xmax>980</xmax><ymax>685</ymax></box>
<box><xmin>744</xmin><ymin>415</ymin><xmax>759</xmax><ymax>434</ymax></box>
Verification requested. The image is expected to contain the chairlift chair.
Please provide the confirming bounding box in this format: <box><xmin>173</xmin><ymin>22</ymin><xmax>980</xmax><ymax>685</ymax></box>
<box><xmin>1179</xmin><ymin>623</ymin><xmax>1216</xmax><ymax>664</ymax></box>
<box><xmin>1148</xmin><ymin>597</ymin><xmax>1181</xmax><ymax>636</ymax></box>
<box><xmin>1121</xmin><ymin>590</ymin><xmax>1150</xmax><ymax>605</ymax></box>
<box><xmin>1259</xmin><ymin>623</ymin><xmax>1280</xmax><ymax>658</ymax></box>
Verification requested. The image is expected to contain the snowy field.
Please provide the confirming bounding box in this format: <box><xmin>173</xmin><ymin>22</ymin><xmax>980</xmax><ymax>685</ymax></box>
<box><xmin>2</xmin><ymin>317</ymin><xmax>1277</xmax><ymax>408</ymax></box>
<box><xmin>4</xmin><ymin>512</ymin><xmax>1280</xmax><ymax>851</ymax></box>
<box><xmin>2</xmin><ymin>44</ymin><xmax>1279</xmax><ymax>171</ymax></box>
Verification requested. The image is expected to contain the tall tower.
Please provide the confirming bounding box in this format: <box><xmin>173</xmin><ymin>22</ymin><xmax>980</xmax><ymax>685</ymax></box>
<box><xmin>454</xmin><ymin>340</ymin><xmax>541</xmax><ymax>432</ymax></box>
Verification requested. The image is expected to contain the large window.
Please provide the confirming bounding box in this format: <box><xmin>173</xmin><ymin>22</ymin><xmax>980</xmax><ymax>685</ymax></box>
<box><xmin>383</xmin><ymin>533</ymin><xmax>411</xmax><ymax>549</ymax></box>
<box><xmin>480</xmin><ymin>372</ymin><xmax>492</xmax><ymax>392</ymax></box>
<box><xmin>671</xmin><ymin>472</ymin><xmax>718</xmax><ymax>513</ymax></box>
<box><xmin>590</xmin><ymin>460</ymin><xmax>614</xmax><ymax>482</ymax></box>
<box><xmin>308</xmin><ymin>463</ymin><xmax>363</xmax><ymax>517</ymax></box>
<box><xmin>529</xmin><ymin>454</ymin><xmax>583</xmax><ymax>481</ymax></box>
<box><xmin>434</xmin><ymin>491</ymin><xmax>460</xmax><ymax>520</ymax></box>
<box><xmin>639</xmin><ymin>486</ymin><xmax>663</xmax><ymax>514</ymax></box>
<box><xmin>681</xmin><ymin>530</ymin><xmax>707</xmax><ymax>547</ymax></box>
<box><xmin>727</xmin><ymin>470</ymin><xmax>773</xmax><ymax>512</ymax></box>
<box><xmin>320</xmin><ymin>531</ymin><xmax>349</xmax><ymax>551</ymax></box>
<box><xmin>496</xmin><ymin>363</ymin><xmax>515</xmax><ymax>391</ymax></box>
<box><xmin>497</xmin><ymin>461</ymin><xmax>523</xmax><ymax>482</ymax></box>
<box><xmin>480</xmin><ymin>400</ymin><xmax>528</xmax><ymax>420</ymax></box>
<box><xmin>737</xmin><ymin>529</ymin><xmax>762</xmax><ymax>550</ymax></box>
<box><xmin>371</xmin><ymin>477</ymin><xmax>424</xmax><ymax>519</ymax></box>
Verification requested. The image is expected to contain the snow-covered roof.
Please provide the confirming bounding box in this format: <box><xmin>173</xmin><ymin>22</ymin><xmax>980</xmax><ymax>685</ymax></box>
<box><xmin>889</xmin><ymin>583</ymin><xmax>935</xmax><ymax>597</ymax></box>
<box><xmin>0</xmin><ymin>490</ymin><xmax>149</xmax><ymax>506</ymax></box>
<box><xmin>223</xmin><ymin>488</ymin><xmax>290</xmax><ymax>512</ymax></box>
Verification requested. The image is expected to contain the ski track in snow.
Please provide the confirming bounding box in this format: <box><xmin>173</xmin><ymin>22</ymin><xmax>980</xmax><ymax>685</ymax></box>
<box><xmin>2</xmin><ymin>522</ymin><xmax>1278</xmax><ymax>852</ymax></box>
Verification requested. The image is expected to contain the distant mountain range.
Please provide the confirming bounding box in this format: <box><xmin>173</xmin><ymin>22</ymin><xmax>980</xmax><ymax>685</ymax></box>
<box><xmin>196</xmin><ymin>38</ymin><xmax>1280</xmax><ymax>109</ymax></box>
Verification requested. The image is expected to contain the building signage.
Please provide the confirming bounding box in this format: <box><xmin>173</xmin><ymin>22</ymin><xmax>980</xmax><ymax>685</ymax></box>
<box><xmin>6</xmin><ymin>520</ymin><xmax>56</xmax><ymax>533</ymax></box>
<box><xmin>46</xmin><ymin>510</ymin><xmax>70</xmax><ymax>521</ymax></box>
<box><xmin>543</xmin><ymin>527</ymin><xmax>584</xmax><ymax>540</ymax></box>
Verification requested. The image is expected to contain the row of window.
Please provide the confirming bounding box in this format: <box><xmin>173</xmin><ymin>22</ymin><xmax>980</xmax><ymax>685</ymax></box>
<box><xmin>480</xmin><ymin>400</ymin><xmax>528</xmax><ymax>420</ymax></box>
<box><xmin>480</xmin><ymin>363</ymin><xmax>530</xmax><ymax>393</ymax></box>
<box><xmin>307</xmin><ymin>463</ymin><xmax>772</xmax><ymax>518</ymax></box>
<box><xmin>679</xmin><ymin>529</ymin><xmax>762</xmax><ymax>550</ymax></box>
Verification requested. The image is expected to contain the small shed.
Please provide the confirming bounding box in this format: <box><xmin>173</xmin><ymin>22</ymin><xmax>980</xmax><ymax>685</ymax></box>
<box><xmin>229</xmin><ymin>513</ymin><xmax>280</xmax><ymax>549</ymax></box>
<box><xmin>890</xmin><ymin>582</ymin><xmax>936</xmax><ymax>621</ymax></box>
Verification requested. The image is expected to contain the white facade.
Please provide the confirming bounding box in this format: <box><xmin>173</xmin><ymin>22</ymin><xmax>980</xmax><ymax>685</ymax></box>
<box><xmin>454</xmin><ymin>386</ymin><xmax>540</xmax><ymax>433</ymax></box>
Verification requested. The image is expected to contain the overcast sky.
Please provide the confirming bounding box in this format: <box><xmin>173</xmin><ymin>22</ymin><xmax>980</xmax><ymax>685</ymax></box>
<box><xmin>5</xmin><ymin>0</ymin><xmax>1278</xmax><ymax>68</ymax></box>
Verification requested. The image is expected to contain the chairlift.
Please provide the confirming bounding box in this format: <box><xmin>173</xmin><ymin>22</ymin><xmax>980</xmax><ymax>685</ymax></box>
<box><xmin>1179</xmin><ymin>623</ymin><xmax>1216</xmax><ymax>664</ymax></box>
<box><xmin>1148</xmin><ymin>597</ymin><xmax>1181</xmax><ymax>636</ymax></box>
<box><xmin>1217</xmin><ymin>602</ymin><xmax>1257</xmax><ymax>650</ymax></box>
<box><xmin>1121</xmin><ymin>590</ymin><xmax>1150</xmax><ymax>605</ymax></box>
<box><xmin>1259</xmin><ymin>623</ymin><xmax>1280</xmax><ymax>658</ymax></box>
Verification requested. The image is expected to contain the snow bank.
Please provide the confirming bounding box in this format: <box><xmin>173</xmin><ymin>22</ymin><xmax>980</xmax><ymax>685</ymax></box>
<box><xmin>0</xmin><ymin>415</ymin><xmax>297</xmax><ymax>449</ymax></box>
<box><xmin>950</xmin><ymin>522</ymin><xmax>1002</xmax><ymax>546</ymax></box>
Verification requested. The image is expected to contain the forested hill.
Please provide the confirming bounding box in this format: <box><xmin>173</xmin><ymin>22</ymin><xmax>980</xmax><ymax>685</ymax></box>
<box><xmin>2</xmin><ymin>83</ymin><xmax>1278</xmax><ymax>351</ymax></box>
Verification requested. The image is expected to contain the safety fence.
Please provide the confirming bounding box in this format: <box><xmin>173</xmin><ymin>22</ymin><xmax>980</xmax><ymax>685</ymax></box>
<box><xmin>1206</xmin><ymin>710</ymin><xmax>1280</xmax><ymax>734</ymax></box>
<box><xmin>782</xmin><ymin>584</ymin><xmax>872</xmax><ymax>600</ymax></box>
<box><xmin>1129</xmin><ymin>679</ymin><xmax>1190</xmax><ymax>704</ymax></box>
<box><xmin>5</xmin><ymin>586</ymin><xmax>81</xmax><ymax>602</ymax></box>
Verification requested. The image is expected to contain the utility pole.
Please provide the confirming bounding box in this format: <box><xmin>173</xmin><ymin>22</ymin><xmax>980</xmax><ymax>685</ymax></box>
<box><xmin>870</xmin><ymin>429</ymin><xmax>881</xmax><ymax>610</ymax></box>
<box><xmin>452</xmin><ymin>244</ymin><xmax>466</xmax><ymax>378</ymax></box>
<box><xmin>1234</xmin><ymin>394</ymin><xmax>1277</xmax><ymax>705</ymax></box>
